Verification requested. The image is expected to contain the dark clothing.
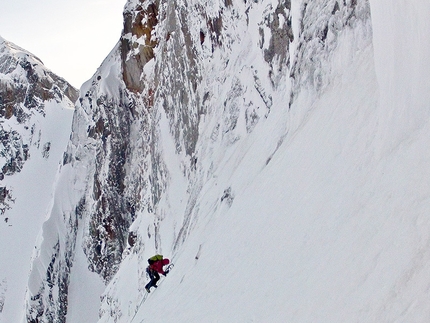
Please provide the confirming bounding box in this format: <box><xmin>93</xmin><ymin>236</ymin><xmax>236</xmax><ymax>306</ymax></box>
<box><xmin>145</xmin><ymin>267</ymin><xmax>160</xmax><ymax>290</ymax></box>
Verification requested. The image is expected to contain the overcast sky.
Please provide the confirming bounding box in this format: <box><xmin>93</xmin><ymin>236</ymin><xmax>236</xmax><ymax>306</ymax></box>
<box><xmin>0</xmin><ymin>0</ymin><xmax>126</xmax><ymax>88</ymax></box>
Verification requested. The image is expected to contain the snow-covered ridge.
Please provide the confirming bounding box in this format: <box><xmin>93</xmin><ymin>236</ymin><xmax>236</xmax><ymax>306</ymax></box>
<box><xmin>0</xmin><ymin>36</ymin><xmax>76</xmax><ymax>323</ymax></box>
<box><xmin>0</xmin><ymin>36</ymin><xmax>77</xmax><ymax>114</ymax></box>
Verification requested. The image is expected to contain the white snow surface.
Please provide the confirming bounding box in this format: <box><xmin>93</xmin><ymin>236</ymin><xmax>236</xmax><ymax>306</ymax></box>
<box><xmin>2</xmin><ymin>0</ymin><xmax>430</xmax><ymax>322</ymax></box>
<box><xmin>95</xmin><ymin>1</ymin><xmax>430</xmax><ymax>322</ymax></box>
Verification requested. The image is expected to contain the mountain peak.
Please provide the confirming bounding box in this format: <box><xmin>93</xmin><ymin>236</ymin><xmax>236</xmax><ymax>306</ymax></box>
<box><xmin>0</xmin><ymin>35</ymin><xmax>78</xmax><ymax>111</ymax></box>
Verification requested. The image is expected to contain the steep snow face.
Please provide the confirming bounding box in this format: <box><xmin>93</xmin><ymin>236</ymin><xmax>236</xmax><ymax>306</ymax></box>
<box><xmin>100</xmin><ymin>0</ymin><xmax>375</xmax><ymax>322</ymax></box>
<box><xmin>369</xmin><ymin>1</ymin><xmax>430</xmax><ymax>156</ymax></box>
<box><xmin>23</xmin><ymin>0</ymin><xmax>430</xmax><ymax>322</ymax></box>
<box><xmin>0</xmin><ymin>37</ymin><xmax>76</xmax><ymax>323</ymax></box>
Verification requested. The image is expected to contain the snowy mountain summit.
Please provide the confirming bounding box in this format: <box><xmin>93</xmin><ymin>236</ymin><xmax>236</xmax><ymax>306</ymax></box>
<box><xmin>2</xmin><ymin>0</ymin><xmax>430</xmax><ymax>322</ymax></box>
<box><xmin>0</xmin><ymin>36</ymin><xmax>77</xmax><ymax>213</ymax></box>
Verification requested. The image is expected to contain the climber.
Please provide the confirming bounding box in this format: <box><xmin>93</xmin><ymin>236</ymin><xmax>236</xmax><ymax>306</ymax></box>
<box><xmin>145</xmin><ymin>254</ymin><xmax>170</xmax><ymax>293</ymax></box>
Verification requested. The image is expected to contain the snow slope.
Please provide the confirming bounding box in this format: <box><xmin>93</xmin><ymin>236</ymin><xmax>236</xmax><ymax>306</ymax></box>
<box><xmin>130</xmin><ymin>16</ymin><xmax>383</xmax><ymax>323</ymax></box>
<box><xmin>120</xmin><ymin>1</ymin><xmax>430</xmax><ymax>322</ymax></box>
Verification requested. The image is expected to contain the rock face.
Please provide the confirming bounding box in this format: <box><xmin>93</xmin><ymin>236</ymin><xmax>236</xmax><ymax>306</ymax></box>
<box><xmin>23</xmin><ymin>0</ymin><xmax>373</xmax><ymax>322</ymax></box>
<box><xmin>290</xmin><ymin>0</ymin><xmax>371</xmax><ymax>103</ymax></box>
<box><xmin>0</xmin><ymin>37</ymin><xmax>77</xmax><ymax>215</ymax></box>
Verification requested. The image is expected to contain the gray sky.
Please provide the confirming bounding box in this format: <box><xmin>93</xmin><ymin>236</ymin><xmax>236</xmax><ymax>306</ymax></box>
<box><xmin>0</xmin><ymin>0</ymin><xmax>126</xmax><ymax>88</ymax></box>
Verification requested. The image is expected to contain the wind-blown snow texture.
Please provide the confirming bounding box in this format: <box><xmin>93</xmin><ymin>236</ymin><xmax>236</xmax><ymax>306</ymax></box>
<box><xmin>2</xmin><ymin>0</ymin><xmax>430</xmax><ymax>322</ymax></box>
